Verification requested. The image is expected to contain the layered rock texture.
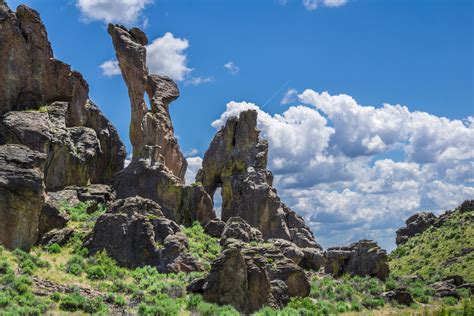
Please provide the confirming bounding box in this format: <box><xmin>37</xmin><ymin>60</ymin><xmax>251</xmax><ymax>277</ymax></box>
<box><xmin>324</xmin><ymin>239</ymin><xmax>390</xmax><ymax>281</ymax></box>
<box><xmin>108</xmin><ymin>24</ymin><xmax>215</xmax><ymax>225</ymax></box>
<box><xmin>85</xmin><ymin>197</ymin><xmax>203</xmax><ymax>273</ymax></box>
<box><xmin>196</xmin><ymin>110</ymin><xmax>319</xmax><ymax>249</ymax></box>
<box><xmin>0</xmin><ymin>2</ymin><xmax>125</xmax><ymax>191</ymax></box>
<box><xmin>0</xmin><ymin>144</ymin><xmax>46</xmax><ymax>249</ymax></box>
<box><xmin>188</xmin><ymin>238</ymin><xmax>311</xmax><ymax>313</ymax></box>
<box><xmin>396</xmin><ymin>212</ymin><xmax>437</xmax><ymax>246</ymax></box>
<box><xmin>0</xmin><ymin>2</ymin><xmax>125</xmax><ymax>250</ymax></box>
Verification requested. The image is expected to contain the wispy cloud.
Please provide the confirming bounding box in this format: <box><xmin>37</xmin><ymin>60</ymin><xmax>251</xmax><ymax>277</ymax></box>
<box><xmin>303</xmin><ymin>0</ymin><xmax>348</xmax><ymax>11</ymax></box>
<box><xmin>224</xmin><ymin>61</ymin><xmax>240</xmax><ymax>75</ymax></box>
<box><xmin>281</xmin><ymin>88</ymin><xmax>298</xmax><ymax>105</ymax></box>
<box><xmin>187</xmin><ymin>76</ymin><xmax>213</xmax><ymax>86</ymax></box>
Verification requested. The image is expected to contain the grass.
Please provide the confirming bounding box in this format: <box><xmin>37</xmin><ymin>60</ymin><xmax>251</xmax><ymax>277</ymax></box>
<box><xmin>389</xmin><ymin>208</ymin><xmax>474</xmax><ymax>283</ymax></box>
<box><xmin>183</xmin><ymin>221</ymin><xmax>221</xmax><ymax>269</ymax></box>
<box><xmin>0</xmin><ymin>201</ymin><xmax>472</xmax><ymax>315</ymax></box>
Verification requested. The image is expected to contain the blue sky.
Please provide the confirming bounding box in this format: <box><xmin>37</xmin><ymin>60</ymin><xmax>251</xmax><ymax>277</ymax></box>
<box><xmin>7</xmin><ymin>0</ymin><xmax>473</xmax><ymax>250</ymax></box>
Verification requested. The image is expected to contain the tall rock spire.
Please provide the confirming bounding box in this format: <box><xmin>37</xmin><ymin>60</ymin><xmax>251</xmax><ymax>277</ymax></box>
<box><xmin>108</xmin><ymin>24</ymin><xmax>187</xmax><ymax>180</ymax></box>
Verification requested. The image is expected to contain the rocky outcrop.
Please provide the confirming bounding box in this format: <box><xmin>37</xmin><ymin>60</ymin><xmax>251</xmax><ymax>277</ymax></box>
<box><xmin>188</xmin><ymin>239</ymin><xmax>310</xmax><ymax>313</ymax></box>
<box><xmin>85</xmin><ymin>197</ymin><xmax>203</xmax><ymax>273</ymax></box>
<box><xmin>113</xmin><ymin>153</ymin><xmax>215</xmax><ymax>225</ymax></box>
<box><xmin>108</xmin><ymin>24</ymin><xmax>215</xmax><ymax>225</ymax></box>
<box><xmin>324</xmin><ymin>240</ymin><xmax>389</xmax><ymax>280</ymax></box>
<box><xmin>108</xmin><ymin>24</ymin><xmax>186</xmax><ymax>179</ymax></box>
<box><xmin>396</xmin><ymin>212</ymin><xmax>437</xmax><ymax>246</ymax></box>
<box><xmin>381</xmin><ymin>288</ymin><xmax>413</xmax><ymax>306</ymax></box>
<box><xmin>204</xmin><ymin>219</ymin><xmax>226</xmax><ymax>238</ymax></box>
<box><xmin>197</xmin><ymin>110</ymin><xmax>319</xmax><ymax>248</ymax></box>
<box><xmin>0</xmin><ymin>144</ymin><xmax>46</xmax><ymax>250</ymax></box>
<box><xmin>220</xmin><ymin>217</ymin><xmax>263</xmax><ymax>245</ymax></box>
<box><xmin>0</xmin><ymin>3</ymin><xmax>126</xmax><ymax>191</ymax></box>
<box><xmin>38</xmin><ymin>227</ymin><xmax>74</xmax><ymax>247</ymax></box>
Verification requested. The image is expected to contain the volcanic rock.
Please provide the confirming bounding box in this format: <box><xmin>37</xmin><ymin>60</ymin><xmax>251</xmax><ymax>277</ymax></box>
<box><xmin>0</xmin><ymin>3</ymin><xmax>126</xmax><ymax>190</ymax></box>
<box><xmin>324</xmin><ymin>239</ymin><xmax>390</xmax><ymax>280</ymax></box>
<box><xmin>108</xmin><ymin>24</ymin><xmax>215</xmax><ymax>225</ymax></box>
<box><xmin>108</xmin><ymin>24</ymin><xmax>186</xmax><ymax>179</ymax></box>
<box><xmin>204</xmin><ymin>219</ymin><xmax>226</xmax><ymax>238</ymax></box>
<box><xmin>0</xmin><ymin>144</ymin><xmax>46</xmax><ymax>250</ymax></box>
<box><xmin>188</xmin><ymin>239</ymin><xmax>310</xmax><ymax>313</ymax></box>
<box><xmin>220</xmin><ymin>217</ymin><xmax>264</xmax><ymax>245</ymax></box>
<box><xmin>197</xmin><ymin>110</ymin><xmax>319</xmax><ymax>248</ymax></box>
<box><xmin>381</xmin><ymin>288</ymin><xmax>414</xmax><ymax>306</ymax></box>
<box><xmin>396</xmin><ymin>212</ymin><xmax>437</xmax><ymax>246</ymax></box>
<box><xmin>85</xmin><ymin>197</ymin><xmax>203</xmax><ymax>273</ymax></box>
<box><xmin>38</xmin><ymin>227</ymin><xmax>74</xmax><ymax>247</ymax></box>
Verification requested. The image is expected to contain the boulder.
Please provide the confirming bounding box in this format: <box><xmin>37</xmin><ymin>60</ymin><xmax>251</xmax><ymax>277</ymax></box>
<box><xmin>396</xmin><ymin>212</ymin><xmax>437</xmax><ymax>245</ymax></box>
<box><xmin>430</xmin><ymin>280</ymin><xmax>460</xmax><ymax>299</ymax></box>
<box><xmin>0</xmin><ymin>3</ymin><xmax>126</xmax><ymax>190</ymax></box>
<box><xmin>0</xmin><ymin>144</ymin><xmax>46</xmax><ymax>250</ymax></box>
<box><xmin>197</xmin><ymin>110</ymin><xmax>319</xmax><ymax>247</ymax></box>
<box><xmin>204</xmin><ymin>219</ymin><xmax>226</xmax><ymax>238</ymax></box>
<box><xmin>220</xmin><ymin>217</ymin><xmax>264</xmax><ymax>245</ymax></box>
<box><xmin>324</xmin><ymin>240</ymin><xmax>390</xmax><ymax>280</ymax></box>
<box><xmin>38</xmin><ymin>227</ymin><xmax>74</xmax><ymax>247</ymax></box>
<box><xmin>85</xmin><ymin>197</ymin><xmax>203</xmax><ymax>273</ymax></box>
<box><xmin>381</xmin><ymin>288</ymin><xmax>414</xmax><ymax>306</ymax></box>
<box><xmin>188</xmin><ymin>239</ymin><xmax>310</xmax><ymax>313</ymax></box>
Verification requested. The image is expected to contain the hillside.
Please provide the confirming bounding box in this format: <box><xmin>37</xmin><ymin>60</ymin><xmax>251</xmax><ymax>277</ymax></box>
<box><xmin>390</xmin><ymin>202</ymin><xmax>474</xmax><ymax>283</ymax></box>
<box><xmin>0</xmin><ymin>2</ymin><xmax>473</xmax><ymax>316</ymax></box>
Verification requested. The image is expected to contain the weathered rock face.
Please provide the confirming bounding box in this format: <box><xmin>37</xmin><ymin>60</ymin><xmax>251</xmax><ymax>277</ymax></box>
<box><xmin>0</xmin><ymin>144</ymin><xmax>46</xmax><ymax>250</ymax></box>
<box><xmin>324</xmin><ymin>240</ymin><xmax>390</xmax><ymax>280</ymax></box>
<box><xmin>396</xmin><ymin>212</ymin><xmax>437</xmax><ymax>246</ymax></box>
<box><xmin>108</xmin><ymin>24</ymin><xmax>215</xmax><ymax>225</ymax></box>
<box><xmin>220</xmin><ymin>217</ymin><xmax>264</xmax><ymax>245</ymax></box>
<box><xmin>188</xmin><ymin>239</ymin><xmax>310</xmax><ymax>313</ymax></box>
<box><xmin>113</xmin><ymin>153</ymin><xmax>215</xmax><ymax>225</ymax></box>
<box><xmin>381</xmin><ymin>288</ymin><xmax>414</xmax><ymax>306</ymax></box>
<box><xmin>197</xmin><ymin>110</ymin><xmax>319</xmax><ymax>248</ymax></box>
<box><xmin>85</xmin><ymin>197</ymin><xmax>203</xmax><ymax>273</ymax></box>
<box><xmin>108</xmin><ymin>24</ymin><xmax>186</xmax><ymax>179</ymax></box>
<box><xmin>1</xmin><ymin>102</ymin><xmax>123</xmax><ymax>190</ymax></box>
<box><xmin>0</xmin><ymin>3</ymin><xmax>126</xmax><ymax>191</ymax></box>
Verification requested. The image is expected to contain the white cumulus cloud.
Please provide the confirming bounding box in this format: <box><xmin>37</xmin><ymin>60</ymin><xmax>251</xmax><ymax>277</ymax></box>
<box><xmin>147</xmin><ymin>32</ymin><xmax>191</xmax><ymax>81</ymax></box>
<box><xmin>210</xmin><ymin>91</ymin><xmax>473</xmax><ymax>250</ymax></box>
<box><xmin>76</xmin><ymin>0</ymin><xmax>153</xmax><ymax>24</ymax></box>
<box><xmin>99</xmin><ymin>59</ymin><xmax>121</xmax><ymax>77</ymax></box>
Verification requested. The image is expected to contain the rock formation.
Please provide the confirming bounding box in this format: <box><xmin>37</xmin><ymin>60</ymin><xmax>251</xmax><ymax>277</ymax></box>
<box><xmin>107</xmin><ymin>24</ymin><xmax>186</xmax><ymax>179</ymax></box>
<box><xmin>196</xmin><ymin>110</ymin><xmax>319</xmax><ymax>248</ymax></box>
<box><xmin>0</xmin><ymin>2</ymin><xmax>126</xmax><ymax>191</ymax></box>
<box><xmin>396</xmin><ymin>212</ymin><xmax>437</xmax><ymax>246</ymax></box>
<box><xmin>108</xmin><ymin>24</ymin><xmax>215</xmax><ymax>225</ymax></box>
<box><xmin>0</xmin><ymin>144</ymin><xmax>46</xmax><ymax>250</ymax></box>
<box><xmin>396</xmin><ymin>200</ymin><xmax>474</xmax><ymax>246</ymax></box>
<box><xmin>188</xmin><ymin>238</ymin><xmax>310</xmax><ymax>313</ymax></box>
<box><xmin>85</xmin><ymin>197</ymin><xmax>203</xmax><ymax>273</ymax></box>
<box><xmin>324</xmin><ymin>239</ymin><xmax>389</xmax><ymax>280</ymax></box>
<box><xmin>220</xmin><ymin>217</ymin><xmax>264</xmax><ymax>244</ymax></box>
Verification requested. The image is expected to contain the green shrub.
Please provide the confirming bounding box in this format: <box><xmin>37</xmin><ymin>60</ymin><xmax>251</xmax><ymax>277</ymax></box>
<box><xmin>66</xmin><ymin>255</ymin><xmax>85</xmax><ymax>275</ymax></box>
<box><xmin>59</xmin><ymin>292</ymin><xmax>107</xmax><ymax>313</ymax></box>
<box><xmin>13</xmin><ymin>249</ymin><xmax>50</xmax><ymax>274</ymax></box>
<box><xmin>183</xmin><ymin>221</ymin><xmax>221</xmax><ymax>266</ymax></box>
<box><xmin>47</xmin><ymin>243</ymin><xmax>62</xmax><ymax>254</ymax></box>
<box><xmin>442</xmin><ymin>296</ymin><xmax>458</xmax><ymax>306</ymax></box>
<box><xmin>86</xmin><ymin>265</ymin><xmax>107</xmax><ymax>280</ymax></box>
